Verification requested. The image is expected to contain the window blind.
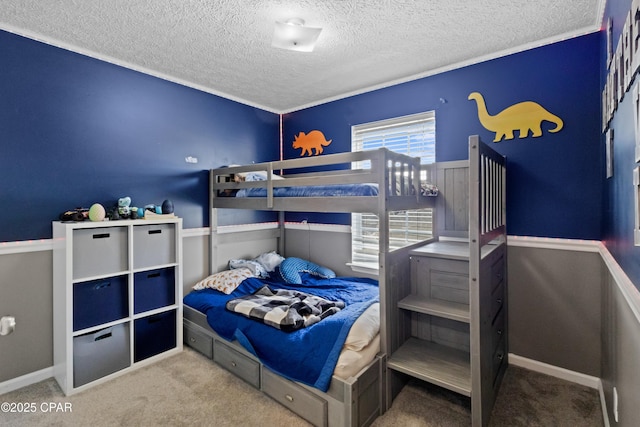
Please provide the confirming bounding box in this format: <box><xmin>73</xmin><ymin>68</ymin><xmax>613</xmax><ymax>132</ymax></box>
<box><xmin>351</xmin><ymin>111</ymin><xmax>436</xmax><ymax>267</ymax></box>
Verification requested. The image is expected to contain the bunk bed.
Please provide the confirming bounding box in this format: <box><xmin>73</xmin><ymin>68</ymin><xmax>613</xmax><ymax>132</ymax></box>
<box><xmin>182</xmin><ymin>136</ymin><xmax>507</xmax><ymax>427</ymax></box>
<box><xmin>209</xmin><ymin>147</ymin><xmax>433</xmax><ymax>213</ymax></box>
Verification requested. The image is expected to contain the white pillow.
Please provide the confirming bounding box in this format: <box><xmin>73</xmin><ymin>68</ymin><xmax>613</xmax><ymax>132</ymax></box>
<box><xmin>237</xmin><ymin>170</ymin><xmax>285</xmax><ymax>180</ymax></box>
<box><xmin>192</xmin><ymin>268</ymin><xmax>253</xmax><ymax>294</ymax></box>
<box><xmin>229</xmin><ymin>258</ymin><xmax>268</xmax><ymax>278</ymax></box>
<box><xmin>253</xmin><ymin>251</ymin><xmax>285</xmax><ymax>272</ymax></box>
<box><xmin>344</xmin><ymin>303</ymin><xmax>380</xmax><ymax>351</ymax></box>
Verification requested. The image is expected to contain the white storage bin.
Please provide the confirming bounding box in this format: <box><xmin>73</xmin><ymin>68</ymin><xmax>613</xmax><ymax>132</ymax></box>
<box><xmin>72</xmin><ymin>227</ymin><xmax>128</xmax><ymax>279</ymax></box>
<box><xmin>73</xmin><ymin>324</ymin><xmax>130</xmax><ymax>387</ymax></box>
<box><xmin>133</xmin><ymin>224</ymin><xmax>176</xmax><ymax>268</ymax></box>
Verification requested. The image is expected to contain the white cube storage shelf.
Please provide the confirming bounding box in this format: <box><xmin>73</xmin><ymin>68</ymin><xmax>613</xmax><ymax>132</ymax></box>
<box><xmin>53</xmin><ymin>218</ymin><xmax>183</xmax><ymax>395</ymax></box>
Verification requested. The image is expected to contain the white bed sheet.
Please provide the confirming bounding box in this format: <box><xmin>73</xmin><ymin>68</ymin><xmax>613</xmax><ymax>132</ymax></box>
<box><xmin>334</xmin><ymin>303</ymin><xmax>380</xmax><ymax>379</ymax></box>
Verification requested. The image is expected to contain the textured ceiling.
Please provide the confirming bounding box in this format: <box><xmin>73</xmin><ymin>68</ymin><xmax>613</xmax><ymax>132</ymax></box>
<box><xmin>0</xmin><ymin>1</ymin><xmax>604</xmax><ymax>113</ymax></box>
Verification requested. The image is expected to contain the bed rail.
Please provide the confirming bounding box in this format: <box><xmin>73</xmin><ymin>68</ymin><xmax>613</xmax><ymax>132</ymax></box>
<box><xmin>468</xmin><ymin>135</ymin><xmax>506</xmax><ymax>248</ymax></box>
<box><xmin>210</xmin><ymin>148</ymin><xmax>435</xmax><ymax>214</ymax></box>
<box><xmin>468</xmin><ymin>134</ymin><xmax>507</xmax><ymax>427</ymax></box>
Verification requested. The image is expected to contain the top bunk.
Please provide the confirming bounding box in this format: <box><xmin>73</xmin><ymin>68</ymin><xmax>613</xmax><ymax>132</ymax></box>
<box><xmin>210</xmin><ymin>148</ymin><xmax>438</xmax><ymax>215</ymax></box>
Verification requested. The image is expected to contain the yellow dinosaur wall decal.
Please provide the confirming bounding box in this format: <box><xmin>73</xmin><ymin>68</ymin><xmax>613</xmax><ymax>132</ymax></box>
<box><xmin>468</xmin><ymin>92</ymin><xmax>564</xmax><ymax>142</ymax></box>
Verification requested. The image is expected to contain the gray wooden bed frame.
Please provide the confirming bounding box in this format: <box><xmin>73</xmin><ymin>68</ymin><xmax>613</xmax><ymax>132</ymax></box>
<box><xmin>182</xmin><ymin>137</ymin><xmax>507</xmax><ymax>427</ymax></box>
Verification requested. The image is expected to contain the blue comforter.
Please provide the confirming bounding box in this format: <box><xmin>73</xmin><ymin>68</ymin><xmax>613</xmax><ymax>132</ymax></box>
<box><xmin>236</xmin><ymin>183</ymin><xmax>378</xmax><ymax>198</ymax></box>
<box><xmin>183</xmin><ymin>273</ymin><xmax>379</xmax><ymax>391</ymax></box>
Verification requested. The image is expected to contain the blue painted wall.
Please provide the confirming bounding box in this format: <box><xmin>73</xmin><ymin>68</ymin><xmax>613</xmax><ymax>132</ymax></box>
<box><xmin>602</xmin><ymin>0</ymin><xmax>640</xmax><ymax>290</ymax></box>
<box><xmin>1</xmin><ymin>24</ymin><xmax>609</xmax><ymax>272</ymax></box>
<box><xmin>283</xmin><ymin>33</ymin><xmax>603</xmax><ymax>240</ymax></box>
<box><xmin>0</xmin><ymin>30</ymin><xmax>279</xmax><ymax>242</ymax></box>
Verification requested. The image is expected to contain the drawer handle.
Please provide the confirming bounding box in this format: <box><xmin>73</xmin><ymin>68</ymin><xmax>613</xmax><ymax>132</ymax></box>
<box><xmin>92</xmin><ymin>233</ymin><xmax>110</xmax><ymax>239</ymax></box>
<box><xmin>94</xmin><ymin>331</ymin><xmax>112</xmax><ymax>341</ymax></box>
<box><xmin>231</xmin><ymin>362</ymin><xmax>237</xmax><ymax>367</ymax></box>
<box><xmin>496</xmin><ymin>298</ymin><xmax>502</xmax><ymax>305</ymax></box>
<box><xmin>147</xmin><ymin>272</ymin><xmax>161</xmax><ymax>278</ymax></box>
<box><xmin>189</xmin><ymin>337</ymin><xmax>196</xmax><ymax>343</ymax></box>
<box><xmin>148</xmin><ymin>229</ymin><xmax>162</xmax><ymax>235</ymax></box>
<box><xmin>285</xmin><ymin>394</ymin><xmax>294</xmax><ymax>402</ymax></box>
<box><xmin>497</xmin><ymin>329</ymin><xmax>503</xmax><ymax>335</ymax></box>
<box><xmin>94</xmin><ymin>281</ymin><xmax>111</xmax><ymax>290</ymax></box>
<box><xmin>497</xmin><ymin>353</ymin><xmax>504</xmax><ymax>361</ymax></box>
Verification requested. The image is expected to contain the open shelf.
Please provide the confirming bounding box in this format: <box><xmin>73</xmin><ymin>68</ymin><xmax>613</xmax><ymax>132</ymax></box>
<box><xmin>398</xmin><ymin>294</ymin><xmax>470</xmax><ymax>323</ymax></box>
<box><xmin>409</xmin><ymin>240</ymin><xmax>501</xmax><ymax>261</ymax></box>
<box><xmin>387</xmin><ymin>337</ymin><xmax>471</xmax><ymax>396</ymax></box>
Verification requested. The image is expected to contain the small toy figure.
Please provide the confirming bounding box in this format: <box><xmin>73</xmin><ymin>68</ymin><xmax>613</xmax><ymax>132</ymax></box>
<box><xmin>161</xmin><ymin>199</ymin><xmax>174</xmax><ymax>214</ymax></box>
<box><xmin>59</xmin><ymin>208</ymin><xmax>88</xmax><ymax>222</ymax></box>
<box><xmin>118</xmin><ymin>197</ymin><xmax>131</xmax><ymax>219</ymax></box>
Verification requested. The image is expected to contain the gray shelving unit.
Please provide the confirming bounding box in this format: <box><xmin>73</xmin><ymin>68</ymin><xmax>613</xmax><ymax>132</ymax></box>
<box><xmin>386</xmin><ymin>137</ymin><xmax>508</xmax><ymax>427</ymax></box>
<box><xmin>388</xmin><ymin>238</ymin><xmax>506</xmax><ymax>426</ymax></box>
<box><xmin>388</xmin><ymin>241</ymin><xmax>475</xmax><ymax>394</ymax></box>
<box><xmin>388</xmin><ymin>240</ymin><xmax>504</xmax><ymax>377</ymax></box>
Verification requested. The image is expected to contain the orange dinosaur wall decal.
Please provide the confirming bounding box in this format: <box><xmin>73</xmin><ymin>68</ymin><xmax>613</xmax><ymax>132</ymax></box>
<box><xmin>293</xmin><ymin>130</ymin><xmax>332</xmax><ymax>156</ymax></box>
<box><xmin>468</xmin><ymin>92</ymin><xmax>564</xmax><ymax>142</ymax></box>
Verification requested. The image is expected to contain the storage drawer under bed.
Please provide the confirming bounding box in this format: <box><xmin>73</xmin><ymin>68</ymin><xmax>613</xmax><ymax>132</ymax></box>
<box><xmin>262</xmin><ymin>367</ymin><xmax>328</xmax><ymax>427</ymax></box>
<box><xmin>183</xmin><ymin>321</ymin><xmax>213</xmax><ymax>359</ymax></box>
<box><xmin>182</xmin><ymin>305</ymin><xmax>382</xmax><ymax>427</ymax></box>
<box><xmin>214</xmin><ymin>339</ymin><xmax>260</xmax><ymax>388</ymax></box>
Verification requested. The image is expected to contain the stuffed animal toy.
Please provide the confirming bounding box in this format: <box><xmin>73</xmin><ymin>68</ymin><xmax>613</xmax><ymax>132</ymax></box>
<box><xmin>118</xmin><ymin>197</ymin><xmax>132</xmax><ymax>219</ymax></box>
<box><xmin>279</xmin><ymin>257</ymin><xmax>336</xmax><ymax>284</ymax></box>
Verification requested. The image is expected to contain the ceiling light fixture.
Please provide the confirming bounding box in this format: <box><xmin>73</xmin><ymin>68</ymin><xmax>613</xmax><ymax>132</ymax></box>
<box><xmin>272</xmin><ymin>18</ymin><xmax>322</xmax><ymax>52</ymax></box>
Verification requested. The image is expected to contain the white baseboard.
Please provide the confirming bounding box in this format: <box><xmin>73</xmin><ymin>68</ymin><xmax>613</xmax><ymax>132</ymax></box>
<box><xmin>508</xmin><ymin>353</ymin><xmax>601</xmax><ymax>389</ymax></box>
<box><xmin>0</xmin><ymin>366</ymin><xmax>53</xmax><ymax>395</ymax></box>
<box><xmin>597</xmin><ymin>379</ymin><xmax>611</xmax><ymax>427</ymax></box>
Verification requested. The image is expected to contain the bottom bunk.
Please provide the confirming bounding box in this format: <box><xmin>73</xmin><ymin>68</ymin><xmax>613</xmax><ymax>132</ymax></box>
<box><xmin>183</xmin><ymin>305</ymin><xmax>383</xmax><ymax>427</ymax></box>
<box><xmin>183</xmin><ymin>222</ymin><xmax>391</xmax><ymax>426</ymax></box>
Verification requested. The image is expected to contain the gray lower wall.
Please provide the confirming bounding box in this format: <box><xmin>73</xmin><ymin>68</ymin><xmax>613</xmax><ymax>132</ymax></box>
<box><xmin>507</xmin><ymin>246</ymin><xmax>602</xmax><ymax>376</ymax></box>
<box><xmin>1</xmin><ymin>229</ymin><xmax>639</xmax><ymax>427</ymax></box>
<box><xmin>602</xmin><ymin>270</ymin><xmax>640</xmax><ymax>427</ymax></box>
<box><xmin>0</xmin><ymin>250</ymin><xmax>53</xmax><ymax>382</ymax></box>
<box><xmin>0</xmin><ymin>232</ymin><xmax>211</xmax><ymax>386</ymax></box>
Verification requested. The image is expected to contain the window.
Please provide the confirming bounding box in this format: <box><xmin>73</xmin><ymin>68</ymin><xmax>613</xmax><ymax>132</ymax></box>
<box><xmin>351</xmin><ymin>111</ymin><xmax>436</xmax><ymax>269</ymax></box>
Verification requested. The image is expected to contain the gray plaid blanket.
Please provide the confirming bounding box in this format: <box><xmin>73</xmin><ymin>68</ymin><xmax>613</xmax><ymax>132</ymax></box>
<box><xmin>225</xmin><ymin>286</ymin><xmax>345</xmax><ymax>332</ymax></box>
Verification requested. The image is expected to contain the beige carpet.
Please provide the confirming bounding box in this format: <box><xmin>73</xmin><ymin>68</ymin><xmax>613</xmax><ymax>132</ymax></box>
<box><xmin>1</xmin><ymin>348</ymin><xmax>604</xmax><ymax>427</ymax></box>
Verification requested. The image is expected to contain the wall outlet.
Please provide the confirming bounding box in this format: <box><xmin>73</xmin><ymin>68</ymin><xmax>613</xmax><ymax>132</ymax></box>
<box><xmin>613</xmin><ymin>386</ymin><xmax>619</xmax><ymax>423</ymax></box>
<box><xmin>0</xmin><ymin>316</ymin><xmax>16</xmax><ymax>335</ymax></box>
